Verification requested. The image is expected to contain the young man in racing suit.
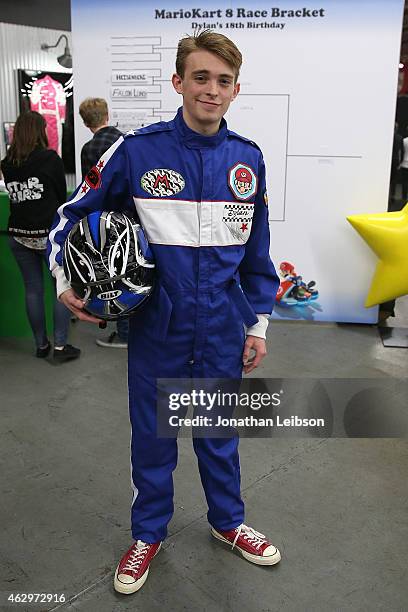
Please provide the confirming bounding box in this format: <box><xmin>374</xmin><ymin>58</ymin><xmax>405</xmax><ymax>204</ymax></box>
<box><xmin>48</xmin><ymin>31</ymin><xmax>281</xmax><ymax>595</ymax></box>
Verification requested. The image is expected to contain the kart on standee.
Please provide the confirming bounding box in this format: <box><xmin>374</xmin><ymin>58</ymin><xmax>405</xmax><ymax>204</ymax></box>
<box><xmin>276</xmin><ymin>270</ymin><xmax>319</xmax><ymax>307</ymax></box>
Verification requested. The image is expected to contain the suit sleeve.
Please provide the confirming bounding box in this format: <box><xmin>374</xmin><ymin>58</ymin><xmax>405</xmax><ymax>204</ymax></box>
<box><xmin>238</xmin><ymin>152</ymin><xmax>280</xmax><ymax>319</ymax></box>
<box><xmin>47</xmin><ymin>136</ymin><xmax>132</xmax><ymax>297</ymax></box>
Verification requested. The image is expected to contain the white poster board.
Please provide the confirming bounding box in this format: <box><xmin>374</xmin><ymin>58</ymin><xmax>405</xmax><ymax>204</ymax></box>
<box><xmin>71</xmin><ymin>0</ymin><xmax>404</xmax><ymax>322</ymax></box>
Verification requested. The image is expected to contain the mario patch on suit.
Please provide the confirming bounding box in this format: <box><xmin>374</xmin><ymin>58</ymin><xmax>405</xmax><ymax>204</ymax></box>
<box><xmin>85</xmin><ymin>166</ymin><xmax>102</xmax><ymax>190</ymax></box>
<box><xmin>228</xmin><ymin>163</ymin><xmax>258</xmax><ymax>201</ymax></box>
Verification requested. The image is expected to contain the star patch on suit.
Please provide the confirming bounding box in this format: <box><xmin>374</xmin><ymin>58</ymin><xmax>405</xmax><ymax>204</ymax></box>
<box><xmin>223</xmin><ymin>202</ymin><xmax>254</xmax><ymax>242</ymax></box>
<box><xmin>228</xmin><ymin>162</ymin><xmax>258</xmax><ymax>201</ymax></box>
<box><xmin>85</xmin><ymin>166</ymin><xmax>102</xmax><ymax>190</ymax></box>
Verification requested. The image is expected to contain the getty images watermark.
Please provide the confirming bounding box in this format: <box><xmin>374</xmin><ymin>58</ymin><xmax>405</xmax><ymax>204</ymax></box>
<box><xmin>156</xmin><ymin>378</ymin><xmax>408</xmax><ymax>438</ymax></box>
<box><xmin>166</xmin><ymin>388</ymin><xmax>320</xmax><ymax>428</ymax></box>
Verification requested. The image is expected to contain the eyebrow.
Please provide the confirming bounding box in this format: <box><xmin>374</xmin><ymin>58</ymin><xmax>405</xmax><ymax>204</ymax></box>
<box><xmin>191</xmin><ymin>69</ymin><xmax>234</xmax><ymax>79</ymax></box>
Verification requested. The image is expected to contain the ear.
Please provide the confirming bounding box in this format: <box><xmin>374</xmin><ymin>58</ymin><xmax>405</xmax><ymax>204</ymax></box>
<box><xmin>172</xmin><ymin>73</ymin><xmax>183</xmax><ymax>95</ymax></box>
<box><xmin>231</xmin><ymin>82</ymin><xmax>240</xmax><ymax>102</ymax></box>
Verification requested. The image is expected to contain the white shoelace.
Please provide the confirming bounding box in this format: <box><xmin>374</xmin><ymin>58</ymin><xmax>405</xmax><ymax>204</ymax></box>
<box><xmin>122</xmin><ymin>540</ymin><xmax>150</xmax><ymax>572</ymax></box>
<box><xmin>231</xmin><ymin>524</ymin><xmax>266</xmax><ymax>551</ymax></box>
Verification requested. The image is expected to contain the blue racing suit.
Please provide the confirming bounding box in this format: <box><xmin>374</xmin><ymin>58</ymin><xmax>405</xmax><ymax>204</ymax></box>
<box><xmin>48</xmin><ymin>108</ymin><xmax>279</xmax><ymax>543</ymax></box>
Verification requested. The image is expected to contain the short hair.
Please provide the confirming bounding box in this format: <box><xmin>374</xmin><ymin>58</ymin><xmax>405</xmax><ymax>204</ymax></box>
<box><xmin>79</xmin><ymin>98</ymin><xmax>108</xmax><ymax>129</ymax></box>
<box><xmin>176</xmin><ymin>30</ymin><xmax>242</xmax><ymax>82</ymax></box>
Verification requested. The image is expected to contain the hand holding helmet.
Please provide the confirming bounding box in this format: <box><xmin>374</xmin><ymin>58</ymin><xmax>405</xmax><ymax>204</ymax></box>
<box><xmin>58</xmin><ymin>288</ymin><xmax>102</xmax><ymax>323</ymax></box>
<box><xmin>62</xmin><ymin>211</ymin><xmax>155</xmax><ymax>321</ymax></box>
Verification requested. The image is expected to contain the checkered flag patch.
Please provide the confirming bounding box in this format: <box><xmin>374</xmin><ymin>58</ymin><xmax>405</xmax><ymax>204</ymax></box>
<box><xmin>222</xmin><ymin>202</ymin><xmax>254</xmax><ymax>243</ymax></box>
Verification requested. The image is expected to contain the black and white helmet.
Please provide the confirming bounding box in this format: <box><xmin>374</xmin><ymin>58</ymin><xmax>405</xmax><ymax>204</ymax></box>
<box><xmin>63</xmin><ymin>211</ymin><xmax>155</xmax><ymax>320</ymax></box>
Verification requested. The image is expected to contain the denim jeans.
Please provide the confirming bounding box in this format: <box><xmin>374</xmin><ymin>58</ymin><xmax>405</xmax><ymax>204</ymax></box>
<box><xmin>9</xmin><ymin>237</ymin><xmax>71</xmax><ymax>348</ymax></box>
<box><xmin>116</xmin><ymin>317</ymin><xmax>129</xmax><ymax>342</ymax></box>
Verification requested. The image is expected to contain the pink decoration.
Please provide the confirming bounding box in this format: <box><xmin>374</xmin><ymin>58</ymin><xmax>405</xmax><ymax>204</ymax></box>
<box><xmin>30</xmin><ymin>75</ymin><xmax>66</xmax><ymax>156</ymax></box>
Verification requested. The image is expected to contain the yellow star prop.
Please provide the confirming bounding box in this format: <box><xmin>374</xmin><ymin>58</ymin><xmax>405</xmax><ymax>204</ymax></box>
<box><xmin>347</xmin><ymin>203</ymin><xmax>408</xmax><ymax>307</ymax></box>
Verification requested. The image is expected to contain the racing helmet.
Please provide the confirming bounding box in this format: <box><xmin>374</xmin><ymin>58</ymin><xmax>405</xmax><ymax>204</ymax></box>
<box><xmin>63</xmin><ymin>211</ymin><xmax>155</xmax><ymax>320</ymax></box>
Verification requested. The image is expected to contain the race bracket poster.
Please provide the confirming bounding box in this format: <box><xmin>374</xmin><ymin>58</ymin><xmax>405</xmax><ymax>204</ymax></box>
<box><xmin>71</xmin><ymin>0</ymin><xmax>404</xmax><ymax>323</ymax></box>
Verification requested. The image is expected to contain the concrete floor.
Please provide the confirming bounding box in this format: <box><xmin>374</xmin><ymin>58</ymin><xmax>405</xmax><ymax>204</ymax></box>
<box><xmin>1</xmin><ymin>300</ymin><xmax>407</xmax><ymax>612</ymax></box>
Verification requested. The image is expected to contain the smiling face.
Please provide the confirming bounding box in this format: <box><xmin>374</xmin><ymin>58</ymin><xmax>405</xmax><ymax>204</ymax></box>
<box><xmin>172</xmin><ymin>49</ymin><xmax>240</xmax><ymax>136</ymax></box>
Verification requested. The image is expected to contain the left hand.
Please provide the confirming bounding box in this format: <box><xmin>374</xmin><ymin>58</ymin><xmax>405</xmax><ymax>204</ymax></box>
<box><xmin>242</xmin><ymin>336</ymin><xmax>267</xmax><ymax>374</ymax></box>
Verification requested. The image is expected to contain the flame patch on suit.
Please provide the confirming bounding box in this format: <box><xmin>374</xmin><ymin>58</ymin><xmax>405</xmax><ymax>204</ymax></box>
<box><xmin>228</xmin><ymin>162</ymin><xmax>258</xmax><ymax>201</ymax></box>
<box><xmin>85</xmin><ymin>166</ymin><xmax>102</xmax><ymax>190</ymax></box>
<box><xmin>141</xmin><ymin>168</ymin><xmax>185</xmax><ymax>197</ymax></box>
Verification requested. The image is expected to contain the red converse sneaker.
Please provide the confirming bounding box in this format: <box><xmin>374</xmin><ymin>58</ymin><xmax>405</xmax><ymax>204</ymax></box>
<box><xmin>114</xmin><ymin>540</ymin><xmax>162</xmax><ymax>594</ymax></box>
<box><xmin>211</xmin><ymin>523</ymin><xmax>281</xmax><ymax>566</ymax></box>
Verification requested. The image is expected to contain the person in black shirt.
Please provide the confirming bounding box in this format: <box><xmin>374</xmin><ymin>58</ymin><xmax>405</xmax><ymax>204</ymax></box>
<box><xmin>1</xmin><ymin>111</ymin><xmax>80</xmax><ymax>361</ymax></box>
<box><xmin>79</xmin><ymin>98</ymin><xmax>128</xmax><ymax>348</ymax></box>
<box><xmin>390</xmin><ymin>122</ymin><xmax>404</xmax><ymax>203</ymax></box>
